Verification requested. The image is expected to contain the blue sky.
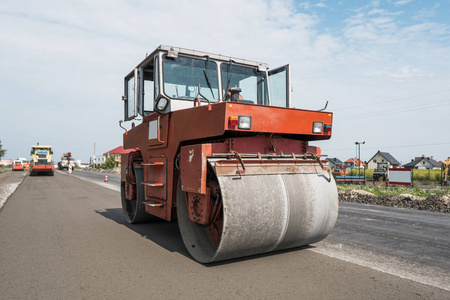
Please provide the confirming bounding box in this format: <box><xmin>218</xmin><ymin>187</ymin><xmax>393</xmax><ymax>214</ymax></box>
<box><xmin>0</xmin><ymin>0</ymin><xmax>449</xmax><ymax>164</ymax></box>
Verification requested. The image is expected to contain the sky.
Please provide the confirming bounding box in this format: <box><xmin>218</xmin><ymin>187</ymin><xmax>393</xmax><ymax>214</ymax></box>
<box><xmin>0</xmin><ymin>0</ymin><xmax>449</xmax><ymax>165</ymax></box>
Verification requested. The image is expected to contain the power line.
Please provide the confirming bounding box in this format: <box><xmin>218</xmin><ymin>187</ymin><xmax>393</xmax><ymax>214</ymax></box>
<box><xmin>325</xmin><ymin>142</ymin><xmax>450</xmax><ymax>151</ymax></box>
<box><xmin>333</xmin><ymin>89</ymin><xmax>450</xmax><ymax>112</ymax></box>
<box><xmin>335</xmin><ymin>99</ymin><xmax>450</xmax><ymax>119</ymax></box>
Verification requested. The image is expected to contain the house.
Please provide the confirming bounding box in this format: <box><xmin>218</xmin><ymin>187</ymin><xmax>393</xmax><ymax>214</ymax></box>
<box><xmin>90</xmin><ymin>156</ymin><xmax>105</xmax><ymax>166</ymax></box>
<box><xmin>327</xmin><ymin>158</ymin><xmax>344</xmax><ymax>169</ymax></box>
<box><xmin>366</xmin><ymin>151</ymin><xmax>401</xmax><ymax>169</ymax></box>
<box><xmin>403</xmin><ymin>156</ymin><xmax>441</xmax><ymax>170</ymax></box>
<box><xmin>103</xmin><ymin>146</ymin><xmax>134</xmax><ymax>167</ymax></box>
<box><xmin>344</xmin><ymin>158</ymin><xmax>365</xmax><ymax>170</ymax></box>
<box><xmin>0</xmin><ymin>159</ymin><xmax>12</xmax><ymax>166</ymax></box>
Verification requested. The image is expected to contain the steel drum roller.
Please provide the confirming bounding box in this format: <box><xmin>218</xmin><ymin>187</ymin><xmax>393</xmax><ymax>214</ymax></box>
<box><xmin>177</xmin><ymin>167</ymin><xmax>338</xmax><ymax>263</ymax></box>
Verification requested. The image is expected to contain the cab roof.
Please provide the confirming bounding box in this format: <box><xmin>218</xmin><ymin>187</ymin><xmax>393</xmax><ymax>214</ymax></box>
<box><xmin>136</xmin><ymin>45</ymin><xmax>270</xmax><ymax>70</ymax></box>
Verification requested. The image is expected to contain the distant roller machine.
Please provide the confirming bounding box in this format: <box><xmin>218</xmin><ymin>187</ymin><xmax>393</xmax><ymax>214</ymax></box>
<box><xmin>30</xmin><ymin>144</ymin><xmax>54</xmax><ymax>176</ymax></box>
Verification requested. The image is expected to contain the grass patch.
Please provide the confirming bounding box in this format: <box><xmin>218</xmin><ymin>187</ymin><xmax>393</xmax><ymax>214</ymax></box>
<box><xmin>345</xmin><ymin>168</ymin><xmax>443</xmax><ymax>182</ymax></box>
<box><xmin>338</xmin><ymin>184</ymin><xmax>450</xmax><ymax>198</ymax></box>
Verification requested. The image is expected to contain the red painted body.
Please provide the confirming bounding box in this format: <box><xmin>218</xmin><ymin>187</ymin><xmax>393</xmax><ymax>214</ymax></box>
<box><xmin>12</xmin><ymin>163</ymin><xmax>24</xmax><ymax>171</ymax></box>
<box><xmin>123</xmin><ymin>101</ymin><xmax>333</xmax><ymax>221</ymax></box>
<box><xmin>30</xmin><ymin>164</ymin><xmax>55</xmax><ymax>173</ymax></box>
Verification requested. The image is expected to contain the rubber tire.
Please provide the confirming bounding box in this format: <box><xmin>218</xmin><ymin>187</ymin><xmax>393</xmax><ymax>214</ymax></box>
<box><xmin>121</xmin><ymin>166</ymin><xmax>157</xmax><ymax>224</ymax></box>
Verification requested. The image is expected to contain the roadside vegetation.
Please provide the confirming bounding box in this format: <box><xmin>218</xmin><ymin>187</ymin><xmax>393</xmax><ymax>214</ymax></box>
<box><xmin>348</xmin><ymin>168</ymin><xmax>443</xmax><ymax>182</ymax></box>
<box><xmin>99</xmin><ymin>156</ymin><xmax>116</xmax><ymax>170</ymax></box>
<box><xmin>338</xmin><ymin>184</ymin><xmax>450</xmax><ymax>198</ymax></box>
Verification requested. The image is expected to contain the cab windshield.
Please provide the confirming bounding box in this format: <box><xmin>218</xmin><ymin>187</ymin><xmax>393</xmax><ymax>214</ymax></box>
<box><xmin>163</xmin><ymin>56</ymin><xmax>219</xmax><ymax>102</ymax></box>
<box><xmin>221</xmin><ymin>63</ymin><xmax>268</xmax><ymax>105</ymax></box>
<box><xmin>36</xmin><ymin>149</ymin><xmax>48</xmax><ymax>155</ymax></box>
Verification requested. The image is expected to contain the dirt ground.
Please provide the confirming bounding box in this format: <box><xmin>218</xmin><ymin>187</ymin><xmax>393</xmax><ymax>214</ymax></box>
<box><xmin>339</xmin><ymin>190</ymin><xmax>450</xmax><ymax>213</ymax></box>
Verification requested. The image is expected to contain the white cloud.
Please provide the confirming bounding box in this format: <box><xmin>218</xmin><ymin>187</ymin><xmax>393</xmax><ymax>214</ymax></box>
<box><xmin>393</xmin><ymin>0</ymin><xmax>414</xmax><ymax>7</ymax></box>
<box><xmin>0</xmin><ymin>0</ymin><xmax>449</xmax><ymax>163</ymax></box>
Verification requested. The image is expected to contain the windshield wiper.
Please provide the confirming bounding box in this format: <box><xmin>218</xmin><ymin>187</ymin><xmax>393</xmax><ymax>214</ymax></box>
<box><xmin>224</xmin><ymin>60</ymin><xmax>233</xmax><ymax>100</ymax></box>
<box><xmin>202</xmin><ymin>56</ymin><xmax>215</xmax><ymax>100</ymax></box>
<box><xmin>203</xmin><ymin>70</ymin><xmax>215</xmax><ymax>100</ymax></box>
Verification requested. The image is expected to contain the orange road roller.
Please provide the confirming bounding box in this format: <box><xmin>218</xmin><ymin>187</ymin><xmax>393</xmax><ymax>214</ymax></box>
<box><xmin>120</xmin><ymin>45</ymin><xmax>338</xmax><ymax>263</ymax></box>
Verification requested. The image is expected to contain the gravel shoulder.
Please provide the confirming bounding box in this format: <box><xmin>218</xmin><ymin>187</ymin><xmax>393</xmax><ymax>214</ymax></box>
<box><xmin>0</xmin><ymin>169</ymin><xmax>28</xmax><ymax>210</ymax></box>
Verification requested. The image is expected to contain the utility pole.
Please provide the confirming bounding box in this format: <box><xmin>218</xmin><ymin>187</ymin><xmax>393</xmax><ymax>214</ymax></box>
<box><xmin>93</xmin><ymin>142</ymin><xmax>96</xmax><ymax>166</ymax></box>
<box><xmin>355</xmin><ymin>141</ymin><xmax>365</xmax><ymax>177</ymax></box>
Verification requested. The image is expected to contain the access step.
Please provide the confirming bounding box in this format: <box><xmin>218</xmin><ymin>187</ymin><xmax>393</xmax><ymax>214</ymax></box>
<box><xmin>141</xmin><ymin>182</ymin><xmax>164</xmax><ymax>187</ymax></box>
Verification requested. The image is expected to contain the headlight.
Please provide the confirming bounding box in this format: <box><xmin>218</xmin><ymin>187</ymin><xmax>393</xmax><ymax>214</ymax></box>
<box><xmin>312</xmin><ymin>122</ymin><xmax>323</xmax><ymax>133</ymax></box>
<box><xmin>238</xmin><ymin>116</ymin><xmax>252</xmax><ymax>130</ymax></box>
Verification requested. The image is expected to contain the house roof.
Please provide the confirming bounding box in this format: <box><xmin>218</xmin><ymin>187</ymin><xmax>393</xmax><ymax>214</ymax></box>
<box><xmin>345</xmin><ymin>158</ymin><xmax>365</xmax><ymax>165</ymax></box>
<box><xmin>404</xmin><ymin>156</ymin><xmax>441</xmax><ymax>168</ymax></box>
<box><xmin>368</xmin><ymin>150</ymin><xmax>401</xmax><ymax>166</ymax></box>
<box><xmin>103</xmin><ymin>146</ymin><xmax>134</xmax><ymax>156</ymax></box>
<box><xmin>327</xmin><ymin>158</ymin><xmax>343</xmax><ymax>164</ymax></box>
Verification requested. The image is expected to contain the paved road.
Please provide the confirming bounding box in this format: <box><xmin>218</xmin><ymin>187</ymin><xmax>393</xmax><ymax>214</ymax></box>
<box><xmin>1</xmin><ymin>172</ymin><xmax>449</xmax><ymax>299</ymax></box>
<box><xmin>70</xmin><ymin>169</ymin><xmax>450</xmax><ymax>290</ymax></box>
<box><xmin>314</xmin><ymin>202</ymin><xmax>450</xmax><ymax>291</ymax></box>
<box><xmin>56</xmin><ymin>169</ymin><xmax>121</xmax><ymax>191</ymax></box>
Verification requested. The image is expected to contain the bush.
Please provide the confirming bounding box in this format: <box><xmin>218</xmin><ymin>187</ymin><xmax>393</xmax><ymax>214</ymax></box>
<box><xmin>100</xmin><ymin>156</ymin><xmax>116</xmax><ymax>170</ymax></box>
<box><xmin>411</xmin><ymin>169</ymin><xmax>441</xmax><ymax>182</ymax></box>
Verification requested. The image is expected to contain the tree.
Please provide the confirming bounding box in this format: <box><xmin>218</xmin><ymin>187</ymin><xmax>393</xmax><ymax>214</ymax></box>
<box><xmin>0</xmin><ymin>140</ymin><xmax>6</xmax><ymax>159</ymax></box>
<box><xmin>100</xmin><ymin>155</ymin><xmax>116</xmax><ymax>170</ymax></box>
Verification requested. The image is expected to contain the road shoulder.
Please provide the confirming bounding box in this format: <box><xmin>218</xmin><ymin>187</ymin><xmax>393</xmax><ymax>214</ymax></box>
<box><xmin>0</xmin><ymin>169</ymin><xmax>28</xmax><ymax>210</ymax></box>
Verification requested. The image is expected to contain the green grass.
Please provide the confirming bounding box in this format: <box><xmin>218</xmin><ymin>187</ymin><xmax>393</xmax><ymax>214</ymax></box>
<box><xmin>0</xmin><ymin>165</ymin><xmax>10</xmax><ymax>172</ymax></box>
<box><xmin>338</xmin><ymin>184</ymin><xmax>450</xmax><ymax>197</ymax></box>
<box><xmin>411</xmin><ymin>169</ymin><xmax>443</xmax><ymax>181</ymax></box>
<box><xmin>345</xmin><ymin>168</ymin><xmax>443</xmax><ymax>182</ymax></box>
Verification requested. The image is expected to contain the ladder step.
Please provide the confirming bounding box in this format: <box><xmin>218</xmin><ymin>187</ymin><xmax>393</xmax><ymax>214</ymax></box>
<box><xmin>142</xmin><ymin>201</ymin><xmax>164</xmax><ymax>207</ymax></box>
<box><xmin>141</xmin><ymin>182</ymin><xmax>164</xmax><ymax>187</ymax></box>
<box><xmin>141</xmin><ymin>162</ymin><xmax>165</xmax><ymax>166</ymax></box>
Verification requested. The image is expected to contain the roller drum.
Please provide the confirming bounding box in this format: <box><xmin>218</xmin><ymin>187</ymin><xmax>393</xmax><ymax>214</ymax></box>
<box><xmin>177</xmin><ymin>169</ymin><xmax>338</xmax><ymax>263</ymax></box>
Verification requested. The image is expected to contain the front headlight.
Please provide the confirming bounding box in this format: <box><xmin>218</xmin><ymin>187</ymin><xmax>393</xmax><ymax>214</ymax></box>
<box><xmin>312</xmin><ymin>122</ymin><xmax>323</xmax><ymax>134</ymax></box>
<box><xmin>238</xmin><ymin>116</ymin><xmax>252</xmax><ymax>130</ymax></box>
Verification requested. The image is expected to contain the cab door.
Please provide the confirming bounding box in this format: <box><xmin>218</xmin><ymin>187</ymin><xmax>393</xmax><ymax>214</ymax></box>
<box><xmin>268</xmin><ymin>64</ymin><xmax>291</xmax><ymax>108</ymax></box>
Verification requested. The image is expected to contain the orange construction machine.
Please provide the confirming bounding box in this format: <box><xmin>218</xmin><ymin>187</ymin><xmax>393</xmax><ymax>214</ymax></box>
<box><xmin>120</xmin><ymin>45</ymin><xmax>338</xmax><ymax>263</ymax></box>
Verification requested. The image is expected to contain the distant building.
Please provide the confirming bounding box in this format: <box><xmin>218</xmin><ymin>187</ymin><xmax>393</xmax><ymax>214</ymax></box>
<box><xmin>327</xmin><ymin>158</ymin><xmax>344</xmax><ymax>169</ymax></box>
<box><xmin>345</xmin><ymin>158</ymin><xmax>365</xmax><ymax>170</ymax></box>
<box><xmin>0</xmin><ymin>159</ymin><xmax>12</xmax><ymax>166</ymax></box>
<box><xmin>90</xmin><ymin>156</ymin><xmax>104</xmax><ymax>166</ymax></box>
<box><xmin>103</xmin><ymin>146</ymin><xmax>134</xmax><ymax>167</ymax></box>
<box><xmin>403</xmin><ymin>156</ymin><xmax>441</xmax><ymax>170</ymax></box>
<box><xmin>366</xmin><ymin>151</ymin><xmax>401</xmax><ymax>169</ymax></box>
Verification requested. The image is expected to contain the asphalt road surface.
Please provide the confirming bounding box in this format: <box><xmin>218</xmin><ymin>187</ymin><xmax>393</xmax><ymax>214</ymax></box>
<box><xmin>0</xmin><ymin>172</ymin><xmax>449</xmax><ymax>299</ymax></box>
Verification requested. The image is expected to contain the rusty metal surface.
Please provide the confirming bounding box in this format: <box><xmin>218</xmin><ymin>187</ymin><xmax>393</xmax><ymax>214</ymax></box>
<box><xmin>180</xmin><ymin>144</ymin><xmax>211</xmax><ymax>195</ymax></box>
<box><xmin>187</xmin><ymin>191</ymin><xmax>211</xmax><ymax>225</ymax></box>
<box><xmin>123</xmin><ymin>101</ymin><xmax>334</xmax><ymax>223</ymax></box>
<box><xmin>210</xmin><ymin>158</ymin><xmax>328</xmax><ymax>176</ymax></box>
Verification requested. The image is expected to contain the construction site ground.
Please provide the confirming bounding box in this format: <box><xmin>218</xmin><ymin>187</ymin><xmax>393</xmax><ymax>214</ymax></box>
<box><xmin>339</xmin><ymin>189</ymin><xmax>450</xmax><ymax>213</ymax></box>
<box><xmin>0</xmin><ymin>171</ymin><xmax>448</xmax><ymax>299</ymax></box>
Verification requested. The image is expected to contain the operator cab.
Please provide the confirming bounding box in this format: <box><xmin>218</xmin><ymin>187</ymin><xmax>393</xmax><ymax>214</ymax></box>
<box><xmin>123</xmin><ymin>45</ymin><xmax>291</xmax><ymax>121</ymax></box>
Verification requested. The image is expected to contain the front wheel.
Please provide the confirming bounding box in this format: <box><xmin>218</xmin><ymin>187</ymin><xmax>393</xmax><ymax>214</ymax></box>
<box><xmin>121</xmin><ymin>165</ymin><xmax>157</xmax><ymax>224</ymax></box>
